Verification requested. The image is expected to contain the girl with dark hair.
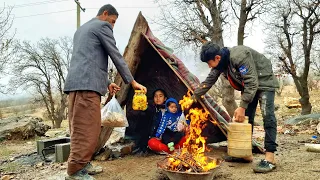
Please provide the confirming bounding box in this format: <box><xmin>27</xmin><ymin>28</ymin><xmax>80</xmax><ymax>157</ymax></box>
<box><xmin>127</xmin><ymin>88</ymin><xmax>168</xmax><ymax>155</ymax></box>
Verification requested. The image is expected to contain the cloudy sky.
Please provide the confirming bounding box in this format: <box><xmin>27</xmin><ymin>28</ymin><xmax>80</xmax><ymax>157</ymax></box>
<box><xmin>0</xmin><ymin>0</ymin><xmax>266</xmax><ymax>100</ymax></box>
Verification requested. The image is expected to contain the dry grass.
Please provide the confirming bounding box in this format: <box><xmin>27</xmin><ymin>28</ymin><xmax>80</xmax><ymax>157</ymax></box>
<box><xmin>0</xmin><ymin>140</ymin><xmax>36</xmax><ymax>161</ymax></box>
<box><xmin>0</xmin><ymin>162</ymin><xmax>20</xmax><ymax>172</ymax></box>
<box><xmin>0</xmin><ymin>146</ymin><xmax>15</xmax><ymax>158</ymax></box>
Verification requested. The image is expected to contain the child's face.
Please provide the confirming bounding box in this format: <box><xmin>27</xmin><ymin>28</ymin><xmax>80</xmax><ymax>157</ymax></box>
<box><xmin>154</xmin><ymin>91</ymin><xmax>166</xmax><ymax>105</ymax></box>
<box><xmin>168</xmin><ymin>103</ymin><xmax>178</xmax><ymax>113</ymax></box>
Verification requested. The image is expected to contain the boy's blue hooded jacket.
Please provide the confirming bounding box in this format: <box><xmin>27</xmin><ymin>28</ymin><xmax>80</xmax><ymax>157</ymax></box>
<box><xmin>155</xmin><ymin>98</ymin><xmax>182</xmax><ymax>138</ymax></box>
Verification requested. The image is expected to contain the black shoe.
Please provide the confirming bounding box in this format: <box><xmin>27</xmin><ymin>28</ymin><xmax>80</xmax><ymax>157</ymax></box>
<box><xmin>223</xmin><ymin>155</ymin><xmax>252</xmax><ymax>163</ymax></box>
<box><xmin>252</xmin><ymin>145</ymin><xmax>265</xmax><ymax>154</ymax></box>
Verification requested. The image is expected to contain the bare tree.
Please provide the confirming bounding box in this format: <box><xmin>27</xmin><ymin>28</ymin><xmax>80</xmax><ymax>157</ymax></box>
<box><xmin>230</xmin><ymin>0</ymin><xmax>270</xmax><ymax>45</ymax></box>
<box><xmin>312</xmin><ymin>46</ymin><xmax>320</xmax><ymax>76</ymax></box>
<box><xmin>155</xmin><ymin>0</ymin><xmax>238</xmax><ymax>117</ymax></box>
<box><xmin>0</xmin><ymin>4</ymin><xmax>15</xmax><ymax>80</ymax></box>
<box><xmin>265</xmin><ymin>0</ymin><xmax>320</xmax><ymax>114</ymax></box>
<box><xmin>312</xmin><ymin>60</ymin><xmax>320</xmax><ymax>77</ymax></box>
<box><xmin>8</xmin><ymin>37</ymin><xmax>72</xmax><ymax>128</ymax></box>
<box><xmin>155</xmin><ymin>0</ymin><xmax>228</xmax><ymax>48</ymax></box>
<box><xmin>41</xmin><ymin>37</ymin><xmax>72</xmax><ymax>125</ymax></box>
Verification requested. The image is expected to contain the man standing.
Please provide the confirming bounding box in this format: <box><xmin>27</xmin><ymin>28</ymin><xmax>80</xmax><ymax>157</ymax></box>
<box><xmin>64</xmin><ymin>4</ymin><xmax>147</xmax><ymax>179</ymax></box>
<box><xmin>194</xmin><ymin>42</ymin><xmax>279</xmax><ymax>173</ymax></box>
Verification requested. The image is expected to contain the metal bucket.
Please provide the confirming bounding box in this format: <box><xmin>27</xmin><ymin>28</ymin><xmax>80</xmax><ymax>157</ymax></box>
<box><xmin>160</xmin><ymin>169</ymin><xmax>216</xmax><ymax>180</ymax></box>
<box><xmin>157</xmin><ymin>158</ymin><xmax>222</xmax><ymax>180</ymax></box>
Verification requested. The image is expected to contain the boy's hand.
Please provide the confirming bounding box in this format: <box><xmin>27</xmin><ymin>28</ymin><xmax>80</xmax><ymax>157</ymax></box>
<box><xmin>233</xmin><ymin>107</ymin><xmax>246</xmax><ymax>122</ymax></box>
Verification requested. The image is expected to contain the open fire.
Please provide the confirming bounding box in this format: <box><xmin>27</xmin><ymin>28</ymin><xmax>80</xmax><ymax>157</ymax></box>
<box><xmin>159</xmin><ymin>91</ymin><xmax>219</xmax><ymax>173</ymax></box>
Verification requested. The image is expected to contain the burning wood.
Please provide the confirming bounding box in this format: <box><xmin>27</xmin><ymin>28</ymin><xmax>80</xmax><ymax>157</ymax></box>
<box><xmin>159</xmin><ymin>91</ymin><xmax>219</xmax><ymax>173</ymax></box>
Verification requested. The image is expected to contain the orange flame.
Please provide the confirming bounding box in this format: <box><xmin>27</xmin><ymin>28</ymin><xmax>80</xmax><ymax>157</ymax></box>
<box><xmin>179</xmin><ymin>91</ymin><xmax>194</xmax><ymax>111</ymax></box>
<box><xmin>164</xmin><ymin>90</ymin><xmax>217</xmax><ymax>172</ymax></box>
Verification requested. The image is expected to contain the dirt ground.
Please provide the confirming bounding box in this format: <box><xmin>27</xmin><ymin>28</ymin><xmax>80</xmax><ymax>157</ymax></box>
<box><xmin>1</xmin><ymin>86</ymin><xmax>320</xmax><ymax>180</ymax></box>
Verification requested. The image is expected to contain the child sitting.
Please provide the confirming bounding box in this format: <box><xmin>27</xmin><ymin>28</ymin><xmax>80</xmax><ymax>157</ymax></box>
<box><xmin>148</xmin><ymin>98</ymin><xmax>189</xmax><ymax>153</ymax></box>
<box><xmin>127</xmin><ymin>88</ymin><xmax>168</xmax><ymax>155</ymax></box>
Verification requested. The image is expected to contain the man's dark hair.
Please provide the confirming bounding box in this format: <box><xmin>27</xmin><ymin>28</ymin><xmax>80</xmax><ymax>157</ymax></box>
<box><xmin>97</xmin><ymin>4</ymin><xmax>119</xmax><ymax>16</ymax></box>
<box><xmin>200</xmin><ymin>42</ymin><xmax>221</xmax><ymax>62</ymax></box>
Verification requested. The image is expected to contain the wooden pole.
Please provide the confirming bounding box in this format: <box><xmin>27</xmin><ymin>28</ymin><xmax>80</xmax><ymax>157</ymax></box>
<box><xmin>77</xmin><ymin>1</ymin><xmax>80</xmax><ymax>28</ymax></box>
<box><xmin>74</xmin><ymin>0</ymin><xmax>85</xmax><ymax>29</ymax></box>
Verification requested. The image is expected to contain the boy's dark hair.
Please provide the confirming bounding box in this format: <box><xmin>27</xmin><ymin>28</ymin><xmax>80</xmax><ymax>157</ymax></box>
<box><xmin>153</xmin><ymin>88</ymin><xmax>168</xmax><ymax>98</ymax></box>
<box><xmin>97</xmin><ymin>4</ymin><xmax>119</xmax><ymax>16</ymax></box>
<box><xmin>200</xmin><ymin>42</ymin><xmax>221</xmax><ymax>62</ymax></box>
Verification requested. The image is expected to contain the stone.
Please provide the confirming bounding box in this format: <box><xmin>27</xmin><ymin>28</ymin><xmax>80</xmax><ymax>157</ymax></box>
<box><xmin>284</xmin><ymin>98</ymin><xmax>301</xmax><ymax>109</ymax></box>
<box><xmin>0</xmin><ymin>175</ymin><xmax>13</xmax><ymax>180</ymax></box>
<box><xmin>55</xmin><ymin>142</ymin><xmax>70</xmax><ymax>163</ymax></box>
<box><xmin>60</xmin><ymin>164</ymin><xmax>67</xmax><ymax>170</ymax></box>
<box><xmin>305</xmin><ymin>143</ymin><xmax>320</xmax><ymax>153</ymax></box>
<box><xmin>106</xmin><ymin>142</ymin><xmax>135</xmax><ymax>159</ymax></box>
<box><xmin>35</xmin><ymin>162</ymin><xmax>44</xmax><ymax>168</ymax></box>
<box><xmin>317</xmin><ymin>122</ymin><xmax>320</xmax><ymax>134</ymax></box>
<box><xmin>37</xmin><ymin>137</ymin><xmax>70</xmax><ymax>155</ymax></box>
<box><xmin>0</xmin><ymin>116</ymin><xmax>50</xmax><ymax>141</ymax></box>
<box><xmin>285</xmin><ymin>114</ymin><xmax>320</xmax><ymax>125</ymax></box>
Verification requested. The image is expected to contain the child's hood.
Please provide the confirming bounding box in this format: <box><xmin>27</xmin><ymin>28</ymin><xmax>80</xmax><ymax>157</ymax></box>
<box><xmin>165</xmin><ymin>98</ymin><xmax>182</xmax><ymax>116</ymax></box>
<box><xmin>165</xmin><ymin>98</ymin><xmax>179</xmax><ymax>108</ymax></box>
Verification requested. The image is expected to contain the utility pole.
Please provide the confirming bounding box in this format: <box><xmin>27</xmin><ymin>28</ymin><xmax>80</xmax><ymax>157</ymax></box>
<box><xmin>74</xmin><ymin>0</ymin><xmax>85</xmax><ymax>29</ymax></box>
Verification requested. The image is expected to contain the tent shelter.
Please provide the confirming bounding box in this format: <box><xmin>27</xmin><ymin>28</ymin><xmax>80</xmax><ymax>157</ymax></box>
<box><xmin>95</xmin><ymin>13</ymin><xmax>263</xmax><ymax>154</ymax></box>
<box><xmin>109</xmin><ymin>12</ymin><xmax>232</xmax><ymax>145</ymax></box>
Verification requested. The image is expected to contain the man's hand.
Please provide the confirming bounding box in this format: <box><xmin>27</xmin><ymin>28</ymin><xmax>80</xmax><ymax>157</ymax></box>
<box><xmin>131</xmin><ymin>80</ymin><xmax>147</xmax><ymax>93</ymax></box>
<box><xmin>233</xmin><ymin>107</ymin><xmax>246</xmax><ymax>122</ymax></box>
<box><xmin>108</xmin><ymin>83</ymin><xmax>120</xmax><ymax>95</ymax></box>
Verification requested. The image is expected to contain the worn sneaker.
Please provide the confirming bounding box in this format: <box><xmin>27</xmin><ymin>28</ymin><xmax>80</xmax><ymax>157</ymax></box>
<box><xmin>253</xmin><ymin>159</ymin><xmax>276</xmax><ymax>173</ymax></box>
<box><xmin>84</xmin><ymin>163</ymin><xmax>103</xmax><ymax>175</ymax></box>
<box><xmin>65</xmin><ymin>169</ymin><xmax>95</xmax><ymax>180</ymax></box>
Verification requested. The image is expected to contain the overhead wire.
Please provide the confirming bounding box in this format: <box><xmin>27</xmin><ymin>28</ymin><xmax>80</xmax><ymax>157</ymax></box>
<box><xmin>86</xmin><ymin>7</ymin><xmax>158</xmax><ymax>10</ymax></box>
<box><xmin>15</xmin><ymin>9</ymin><xmax>76</xmax><ymax>19</ymax></box>
<box><xmin>14</xmin><ymin>7</ymin><xmax>159</xmax><ymax>19</ymax></box>
<box><xmin>0</xmin><ymin>0</ymin><xmax>69</xmax><ymax>9</ymax></box>
<box><xmin>3</xmin><ymin>0</ymin><xmax>159</xmax><ymax>19</ymax></box>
